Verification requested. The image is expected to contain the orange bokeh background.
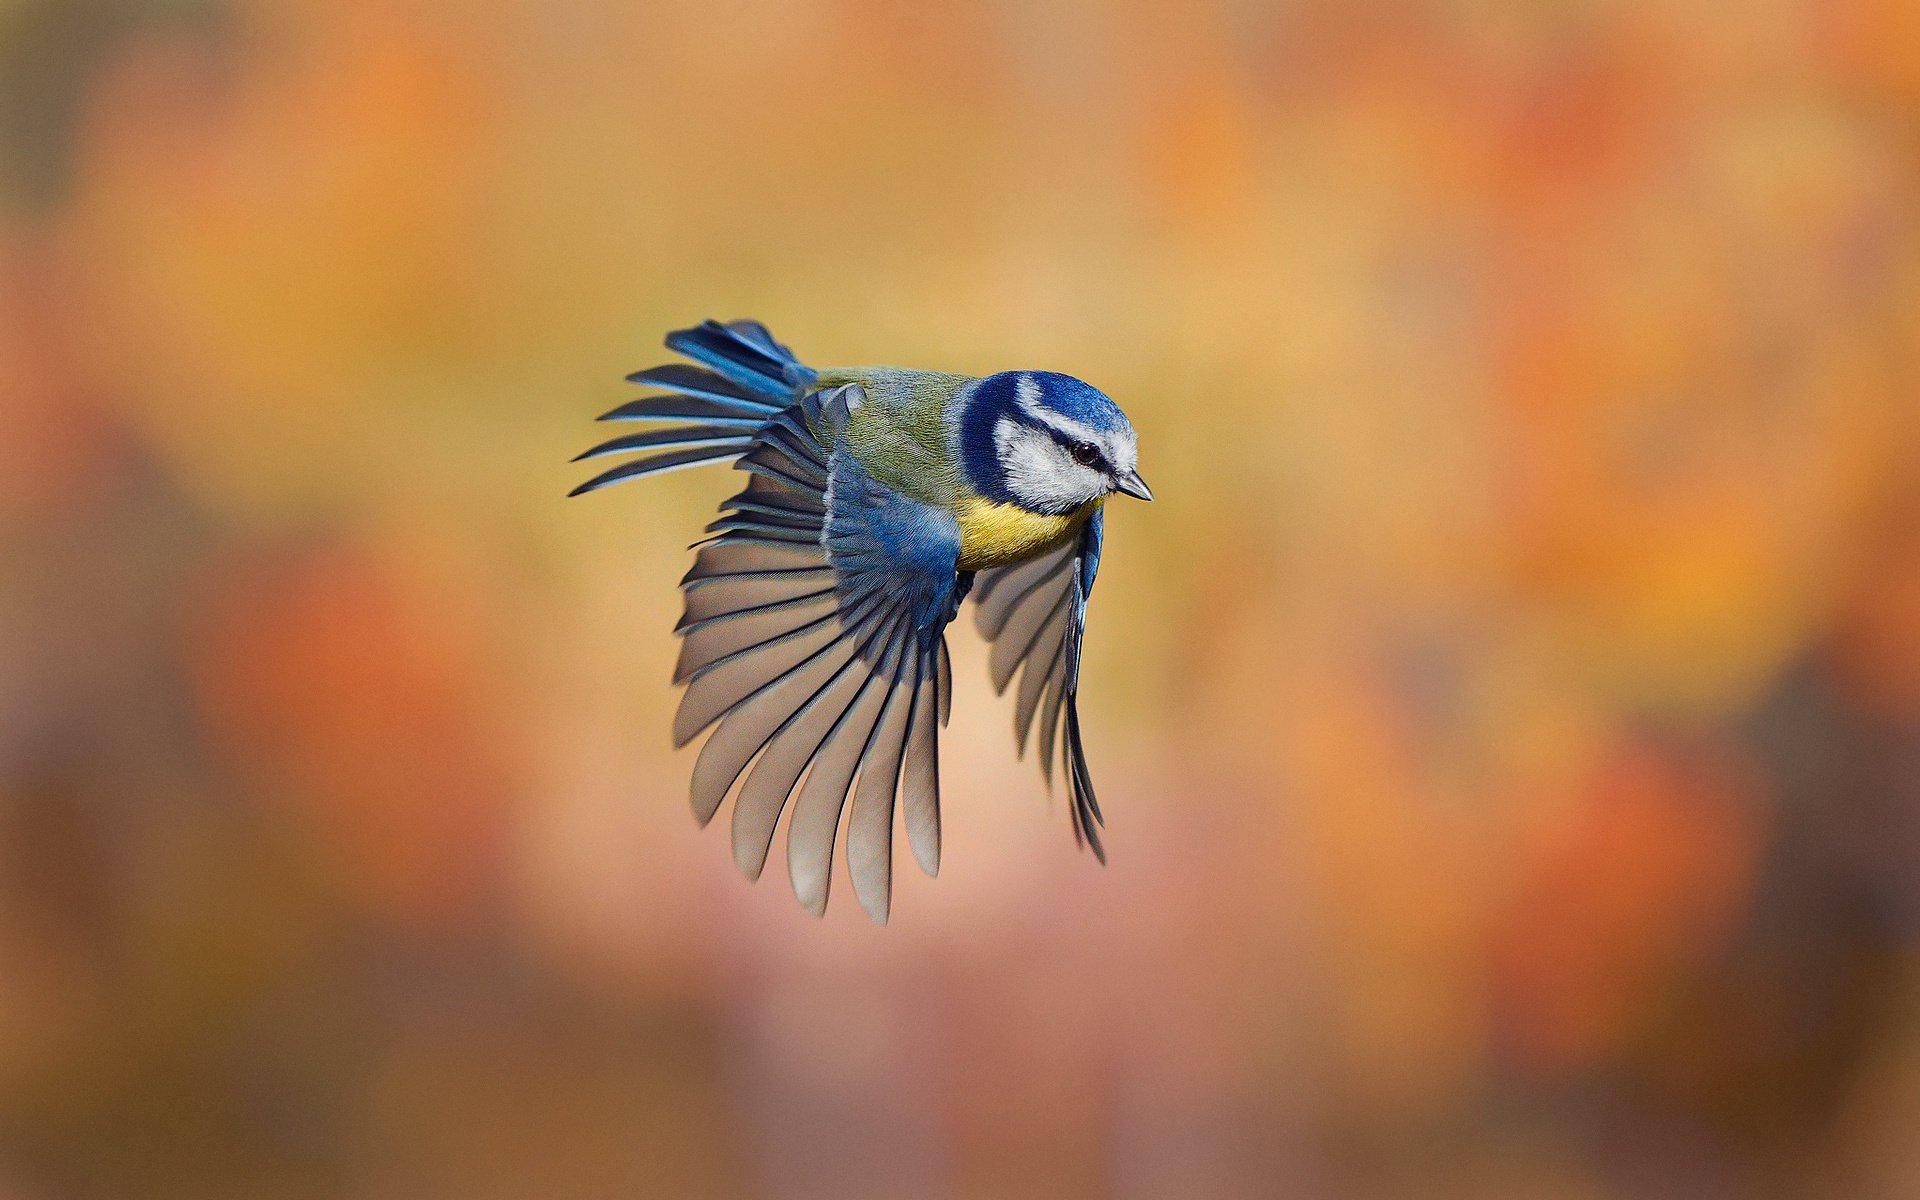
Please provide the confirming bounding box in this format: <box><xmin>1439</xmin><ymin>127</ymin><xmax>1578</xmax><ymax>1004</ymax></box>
<box><xmin>2</xmin><ymin>2</ymin><xmax>1917</xmax><ymax>1197</ymax></box>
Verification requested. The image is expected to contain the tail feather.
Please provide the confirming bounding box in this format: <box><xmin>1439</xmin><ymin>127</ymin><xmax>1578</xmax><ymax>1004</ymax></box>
<box><xmin>663</xmin><ymin>319</ymin><xmax>817</xmax><ymax>404</ymax></box>
<box><xmin>717</xmin><ymin>319</ymin><xmax>802</xmax><ymax>365</ymax></box>
<box><xmin>568</xmin><ymin>444</ymin><xmax>753</xmax><ymax>496</ymax></box>
<box><xmin>573</xmin><ymin>427</ymin><xmax>754</xmax><ymax>463</ymax></box>
<box><xmin>573</xmin><ymin>319</ymin><xmax>815</xmax><ymax>497</ymax></box>
<box><xmin>596</xmin><ymin>396</ymin><xmax>770</xmax><ymax>426</ymax></box>
<box><xmin>619</xmin><ymin>364</ymin><xmax>782</xmax><ymax>409</ymax></box>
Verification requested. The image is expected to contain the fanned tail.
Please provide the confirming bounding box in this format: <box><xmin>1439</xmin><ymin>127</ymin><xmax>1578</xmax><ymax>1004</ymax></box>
<box><xmin>571</xmin><ymin>319</ymin><xmax>817</xmax><ymax>496</ymax></box>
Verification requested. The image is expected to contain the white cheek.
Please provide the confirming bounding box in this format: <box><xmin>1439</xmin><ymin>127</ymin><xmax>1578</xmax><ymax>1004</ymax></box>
<box><xmin>994</xmin><ymin>423</ymin><xmax>1104</xmax><ymax>512</ymax></box>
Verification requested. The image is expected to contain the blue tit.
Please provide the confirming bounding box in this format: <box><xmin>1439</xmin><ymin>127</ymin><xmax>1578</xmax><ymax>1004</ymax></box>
<box><xmin>573</xmin><ymin>319</ymin><xmax>1151</xmax><ymax>922</ymax></box>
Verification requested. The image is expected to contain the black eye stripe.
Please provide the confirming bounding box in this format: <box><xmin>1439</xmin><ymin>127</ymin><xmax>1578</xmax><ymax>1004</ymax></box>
<box><xmin>1029</xmin><ymin>422</ymin><xmax>1105</xmax><ymax>469</ymax></box>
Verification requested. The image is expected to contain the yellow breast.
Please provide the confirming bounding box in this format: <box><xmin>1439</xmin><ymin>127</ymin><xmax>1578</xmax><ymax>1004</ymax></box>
<box><xmin>955</xmin><ymin>496</ymin><xmax>1096</xmax><ymax>571</ymax></box>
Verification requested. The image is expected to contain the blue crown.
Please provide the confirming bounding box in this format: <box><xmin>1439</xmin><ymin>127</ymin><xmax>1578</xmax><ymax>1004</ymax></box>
<box><xmin>1019</xmin><ymin>371</ymin><xmax>1128</xmax><ymax>434</ymax></box>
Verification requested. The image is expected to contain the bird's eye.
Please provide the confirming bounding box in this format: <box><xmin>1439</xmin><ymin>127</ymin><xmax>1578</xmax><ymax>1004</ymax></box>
<box><xmin>1069</xmin><ymin>442</ymin><xmax>1101</xmax><ymax>467</ymax></box>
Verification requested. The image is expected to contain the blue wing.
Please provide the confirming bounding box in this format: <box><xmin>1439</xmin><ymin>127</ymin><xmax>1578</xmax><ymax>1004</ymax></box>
<box><xmin>670</xmin><ymin>385</ymin><xmax>964</xmax><ymax>923</ymax></box>
<box><xmin>969</xmin><ymin>508</ymin><xmax>1107</xmax><ymax>861</ymax></box>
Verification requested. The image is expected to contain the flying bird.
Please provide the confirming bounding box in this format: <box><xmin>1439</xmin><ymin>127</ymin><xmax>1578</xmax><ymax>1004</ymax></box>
<box><xmin>573</xmin><ymin>320</ymin><xmax>1150</xmax><ymax>922</ymax></box>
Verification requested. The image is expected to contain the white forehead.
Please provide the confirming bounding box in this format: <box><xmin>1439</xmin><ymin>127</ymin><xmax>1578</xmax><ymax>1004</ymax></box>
<box><xmin>1011</xmin><ymin>374</ymin><xmax>1137</xmax><ymax>469</ymax></box>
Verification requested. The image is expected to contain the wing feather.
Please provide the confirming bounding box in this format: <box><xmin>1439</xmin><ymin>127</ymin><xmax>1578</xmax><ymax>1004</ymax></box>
<box><xmin>705</xmin><ymin>504</ymin><xmax>820</xmax><ymax>533</ymax></box>
<box><xmin>680</xmin><ymin>537</ymin><xmax>821</xmax><ymax>584</ymax></box>
<box><xmin>974</xmin><ymin>547</ymin><xmax>1074</xmax><ymax>640</ymax></box>
<box><xmin>936</xmin><ymin>636</ymin><xmax>953</xmax><ymax>726</ymax></box>
<box><xmin>988</xmin><ymin>584</ymin><xmax>1069</xmax><ymax>694</ymax></box>
<box><xmin>687</xmin><ymin>625</ymin><xmax>860</xmax><ymax>824</ymax></box>
<box><xmin>785</xmin><ymin>625</ymin><xmax>912</xmax><ymax>914</ymax></box>
<box><xmin>1036</xmin><ymin>643</ymin><xmax>1068</xmax><ymax>782</ymax></box>
<box><xmin>672</xmin><ymin>602</ymin><xmax>851</xmax><ymax>746</ymax></box>
<box><xmin>967</xmin><ymin>512</ymin><xmax>1108</xmax><ymax>858</ymax></box>
<box><xmin>730</xmin><ymin>609</ymin><xmax>905</xmax><ymax>881</ymax></box>
<box><xmin>845</xmin><ymin>651</ymin><xmax>920</xmax><ymax>923</ymax></box>
<box><xmin>673</xmin><ymin>589</ymin><xmax>839</xmax><ymax>683</ymax></box>
<box><xmin>1013</xmin><ymin>598</ymin><xmax>1070</xmax><ymax>750</ymax></box>
<box><xmin>900</xmin><ymin>647</ymin><xmax>943</xmax><ymax>877</ymax></box>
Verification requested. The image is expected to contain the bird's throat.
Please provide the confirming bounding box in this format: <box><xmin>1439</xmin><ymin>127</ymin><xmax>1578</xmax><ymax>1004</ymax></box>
<box><xmin>954</xmin><ymin>496</ymin><xmax>1096</xmax><ymax>571</ymax></box>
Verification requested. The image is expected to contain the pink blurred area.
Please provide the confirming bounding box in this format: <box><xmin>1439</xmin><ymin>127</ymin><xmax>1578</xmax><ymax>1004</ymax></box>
<box><xmin>2</xmin><ymin>1</ymin><xmax>1918</xmax><ymax>1197</ymax></box>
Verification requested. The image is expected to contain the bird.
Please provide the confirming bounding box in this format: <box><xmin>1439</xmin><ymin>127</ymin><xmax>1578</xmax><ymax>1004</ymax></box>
<box><xmin>572</xmin><ymin>319</ymin><xmax>1150</xmax><ymax>922</ymax></box>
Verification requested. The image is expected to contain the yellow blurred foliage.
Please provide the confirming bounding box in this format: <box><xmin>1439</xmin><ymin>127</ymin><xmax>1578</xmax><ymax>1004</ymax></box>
<box><xmin>2</xmin><ymin>1</ymin><xmax>1918</xmax><ymax>1197</ymax></box>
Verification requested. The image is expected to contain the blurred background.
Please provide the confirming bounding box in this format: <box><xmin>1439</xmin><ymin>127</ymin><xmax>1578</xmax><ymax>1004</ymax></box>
<box><xmin>2</xmin><ymin>1</ymin><xmax>1918</xmax><ymax>1197</ymax></box>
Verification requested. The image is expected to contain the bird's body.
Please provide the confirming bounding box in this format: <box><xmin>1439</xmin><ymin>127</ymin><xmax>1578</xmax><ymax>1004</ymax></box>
<box><xmin>574</xmin><ymin>321</ymin><xmax>1149</xmax><ymax>922</ymax></box>
<box><xmin>811</xmin><ymin>365</ymin><xmax>1103</xmax><ymax>569</ymax></box>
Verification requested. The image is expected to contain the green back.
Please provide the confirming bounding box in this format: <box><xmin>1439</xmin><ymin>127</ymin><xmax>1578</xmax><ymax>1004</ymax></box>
<box><xmin>811</xmin><ymin>367</ymin><xmax>977</xmax><ymax>508</ymax></box>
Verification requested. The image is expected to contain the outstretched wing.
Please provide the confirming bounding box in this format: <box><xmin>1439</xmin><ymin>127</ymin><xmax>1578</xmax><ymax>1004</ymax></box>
<box><xmin>673</xmin><ymin>385</ymin><xmax>965</xmax><ymax>923</ymax></box>
<box><xmin>968</xmin><ymin>509</ymin><xmax>1107</xmax><ymax>860</ymax></box>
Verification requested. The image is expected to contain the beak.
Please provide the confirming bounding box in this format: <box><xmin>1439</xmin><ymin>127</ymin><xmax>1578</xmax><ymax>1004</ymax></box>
<box><xmin>1112</xmin><ymin>469</ymin><xmax>1154</xmax><ymax>502</ymax></box>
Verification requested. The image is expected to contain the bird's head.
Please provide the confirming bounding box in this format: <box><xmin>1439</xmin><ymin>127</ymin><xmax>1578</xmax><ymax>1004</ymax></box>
<box><xmin>959</xmin><ymin>371</ymin><xmax>1151</xmax><ymax>515</ymax></box>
